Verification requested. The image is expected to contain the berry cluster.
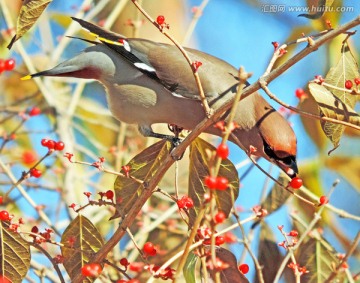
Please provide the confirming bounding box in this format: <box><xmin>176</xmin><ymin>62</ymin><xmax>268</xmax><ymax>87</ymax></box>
<box><xmin>41</xmin><ymin>139</ymin><xmax>65</xmax><ymax>151</ymax></box>
<box><xmin>81</xmin><ymin>263</ymin><xmax>102</xmax><ymax>277</ymax></box>
<box><xmin>177</xmin><ymin>195</ymin><xmax>194</xmax><ymax>210</ymax></box>
<box><xmin>204</xmin><ymin>175</ymin><xmax>229</xmax><ymax>190</ymax></box>
<box><xmin>0</xmin><ymin>58</ymin><xmax>15</xmax><ymax>74</ymax></box>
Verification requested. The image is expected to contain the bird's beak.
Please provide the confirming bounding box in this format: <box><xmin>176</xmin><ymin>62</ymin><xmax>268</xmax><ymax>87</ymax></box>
<box><xmin>276</xmin><ymin>158</ymin><xmax>298</xmax><ymax>179</ymax></box>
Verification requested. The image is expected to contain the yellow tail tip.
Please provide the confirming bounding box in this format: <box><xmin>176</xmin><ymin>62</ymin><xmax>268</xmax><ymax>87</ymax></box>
<box><xmin>21</xmin><ymin>75</ymin><xmax>32</xmax><ymax>80</ymax></box>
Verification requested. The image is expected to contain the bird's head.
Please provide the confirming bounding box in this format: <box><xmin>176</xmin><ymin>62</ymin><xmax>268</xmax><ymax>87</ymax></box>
<box><xmin>230</xmin><ymin>93</ymin><xmax>298</xmax><ymax>178</ymax></box>
<box><xmin>21</xmin><ymin>45</ymin><xmax>117</xmax><ymax>81</ymax></box>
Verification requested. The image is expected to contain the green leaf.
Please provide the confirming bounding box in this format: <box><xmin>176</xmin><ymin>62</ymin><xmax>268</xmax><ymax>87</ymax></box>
<box><xmin>188</xmin><ymin>138</ymin><xmax>239</xmax><ymax>227</ymax></box>
<box><xmin>297</xmin><ymin>237</ymin><xmax>345</xmax><ymax>283</ymax></box>
<box><xmin>260</xmin><ymin>173</ymin><xmax>291</xmax><ymax>215</ymax></box>
<box><xmin>7</xmin><ymin>0</ymin><xmax>53</xmax><ymax>49</ymax></box>
<box><xmin>0</xmin><ymin>222</ymin><xmax>31</xmax><ymax>283</ymax></box>
<box><xmin>113</xmin><ymin>140</ymin><xmax>171</xmax><ymax>218</ymax></box>
<box><xmin>60</xmin><ymin>215</ymin><xmax>104</xmax><ymax>283</ymax></box>
<box><xmin>184</xmin><ymin>253</ymin><xmax>198</xmax><ymax>283</ymax></box>
<box><xmin>255</xmin><ymin>222</ymin><xmax>283</xmax><ymax>283</ymax></box>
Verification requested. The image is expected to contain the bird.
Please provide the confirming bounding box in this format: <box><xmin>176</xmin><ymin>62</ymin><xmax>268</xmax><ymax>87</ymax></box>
<box><xmin>22</xmin><ymin>17</ymin><xmax>298</xmax><ymax>178</ymax></box>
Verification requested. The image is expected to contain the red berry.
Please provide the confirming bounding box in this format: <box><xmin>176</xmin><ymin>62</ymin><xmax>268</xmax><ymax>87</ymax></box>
<box><xmin>46</xmin><ymin>140</ymin><xmax>55</xmax><ymax>150</ymax></box>
<box><xmin>204</xmin><ymin>176</ymin><xmax>217</xmax><ymax>190</ymax></box>
<box><xmin>0</xmin><ymin>276</ymin><xmax>11</xmax><ymax>283</ymax></box>
<box><xmin>28</xmin><ymin>106</ymin><xmax>41</xmax><ymax>116</ymax></box>
<box><xmin>143</xmin><ymin>242</ymin><xmax>156</xmax><ymax>256</ymax></box>
<box><xmin>22</xmin><ymin>150</ymin><xmax>37</xmax><ymax>165</ymax></box>
<box><xmin>41</xmin><ymin>139</ymin><xmax>49</xmax><ymax>146</ymax></box>
<box><xmin>105</xmin><ymin>190</ymin><xmax>114</xmax><ymax>200</ymax></box>
<box><xmin>354</xmin><ymin>78</ymin><xmax>360</xmax><ymax>85</ymax></box>
<box><xmin>81</xmin><ymin>263</ymin><xmax>102</xmax><ymax>277</ymax></box>
<box><xmin>0</xmin><ymin>60</ymin><xmax>5</xmax><ymax>73</ymax></box>
<box><xmin>295</xmin><ymin>88</ymin><xmax>306</xmax><ymax>99</ymax></box>
<box><xmin>54</xmin><ymin>141</ymin><xmax>65</xmax><ymax>151</ymax></box>
<box><xmin>319</xmin><ymin>195</ymin><xmax>329</xmax><ymax>205</ymax></box>
<box><xmin>238</xmin><ymin>263</ymin><xmax>249</xmax><ymax>274</ymax></box>
<box><xmin>216</xmin><ymin>176</ymin><xmax>229</xmax><ymax>190</ymax></box>
<box><xmin>214</xmin><ymin>211</ymin><xmax>226</xmax><ymax>224</ymax></box>
<box><xmin>289</xmin><ymin>177</ymin><xmax>303</xmax><ymax>189</ymax></box>
<box><xmin>215</xmin><ymin>236</ymin><xmax>225</xmax><ymax>245</ymax></box>
<box><xmin>4</xmin><ymin>59</ymin><xmax>15</xmax><ymax>71</ymax></box>
<box><xmin>184</xmin><ymin>196</ymin><xmax>194</xmax><ymax>209</ymax></box>
<box><xmin>345</xmin><ymin>80</ymin><xmax>353</xmax><ymax>90</ymax></box>
<box><xmin>177</xmin><ymin>198</ymin><xmax>186</xmax><ymax>209</ymax></box>
<box><xmin>0</xmin><ymin>196</ymin><xmax>3</xmax><ymax>205</ymax></box>
<box><xmin>120</xmin><ymin>258</ymin><xmax>129</xmax><ymax>267</ymax></box>
<box><xmin>216</xmin><ymin>143</ymin><xmax>229</xmax><ymax>159</ymax></box>
<box><xmin>156</xmin><ymin>15</ymin><xmax>165</xmax><ymax>25</ymax></box>
<box><xmin>30</xmin><ymin>168</ymin><xmax>42</xmax><ymax>178</ymax></box>
<box><xmin>0</xmin><ymin>210</ymin><xmax>10</xmax><ymax>221</ymax></box>
<box><xmin>41</xmin><ymin>138</ymin><xmax>55</xmax><ymax>150</ymax></box>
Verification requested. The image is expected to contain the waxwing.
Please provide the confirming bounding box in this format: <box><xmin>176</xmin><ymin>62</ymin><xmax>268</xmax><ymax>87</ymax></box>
<box><xmin>23</xmin><ymin>17</ymin><xmax>298</xmax><ymax>177</ymax></box>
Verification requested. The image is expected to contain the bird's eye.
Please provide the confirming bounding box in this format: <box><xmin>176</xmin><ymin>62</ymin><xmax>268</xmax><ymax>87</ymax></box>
<box><xmin>263</xmin><ymin>142</ymin><xmax>277</xmax><ymax>160</ymax></box>
<box><xmin>281</xmin><ymin>156</ymin><xmax>295</xmax><ymax>166</ymax></box>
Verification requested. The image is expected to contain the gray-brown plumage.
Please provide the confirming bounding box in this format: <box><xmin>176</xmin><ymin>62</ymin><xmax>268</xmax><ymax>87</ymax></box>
<box><xmin>23</xmin><ymin>17</ymin><xmax>298</xmax><ymax>177</ymax></box>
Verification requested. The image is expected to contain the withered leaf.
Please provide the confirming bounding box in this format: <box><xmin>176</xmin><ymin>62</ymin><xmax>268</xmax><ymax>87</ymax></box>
<box><xmin>0</xmin><ymin>222</ymin><xmax>31</xmax><ymax>283</ymax></box>
<box><xmin>188</xmin><ymin>138</ymin><xmax>239</xmax><ymax>227</ymax></box>
<box><xmin>308</xmin><ymin>43</ymin><xmax>360</xmax><ymax>154</ymax></box>
<box><xmin>208</xmin><ymin>247</ymin><xmax>249</xmax><ymax>283</ymax></box>
<box><xmin>7</xmin><ymin>0</ymin><xmax>53</xmax><ymax>49</ymax></box>
<box><xmin>60</xmin><ymin>215</ymin><xmax>104</xmax><ymax>283</ymax></box>
<box><xmin>113</xmin><ymin>140</ymin><xmax>171</xmax><ymax>218</ymax></box>
<box><xmin>255</xmin><ymin>222</ymin><xmax>283</xmax><ymax>283</ymax></box>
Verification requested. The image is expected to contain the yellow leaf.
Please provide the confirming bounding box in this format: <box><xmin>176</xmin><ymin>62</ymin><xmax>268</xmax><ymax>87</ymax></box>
<box><xmin>7</xmin><ymin>0</ymin><xmax>53</xmax><ymax>49</ymax></box>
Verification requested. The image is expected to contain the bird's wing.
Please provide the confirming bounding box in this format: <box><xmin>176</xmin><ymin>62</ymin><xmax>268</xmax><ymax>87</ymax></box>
<box><xmin>72</xmin><ymin>17</ymin><xmax>238</xmax><ymax>100</ymax></box>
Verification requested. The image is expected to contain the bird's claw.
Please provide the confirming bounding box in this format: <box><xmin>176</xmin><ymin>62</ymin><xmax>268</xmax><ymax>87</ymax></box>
<box><xmin>170</xmin><ymin>137</ymin><xmax>182</xmax><ymax>148</ymax></box>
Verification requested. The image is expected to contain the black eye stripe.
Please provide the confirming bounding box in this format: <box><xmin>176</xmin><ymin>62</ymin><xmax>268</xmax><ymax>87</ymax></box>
<box><xmin>263</xmin><ymin>140</ymin><xmax>296</xmax><ymax>164</ymax></box>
